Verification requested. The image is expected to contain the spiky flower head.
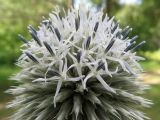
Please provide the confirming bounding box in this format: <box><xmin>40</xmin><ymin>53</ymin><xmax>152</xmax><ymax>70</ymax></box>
<box><xmin>7</xmin><ymin>7</ymin><xmax>151</xmax><ymax>120</ymax></box>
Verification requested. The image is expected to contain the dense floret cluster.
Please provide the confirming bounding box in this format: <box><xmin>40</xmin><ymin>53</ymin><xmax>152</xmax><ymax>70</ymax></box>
<box><xmin>7</xmin><ymin>7</ymin><xmax>151</xmax><ymax>120</ymax></box>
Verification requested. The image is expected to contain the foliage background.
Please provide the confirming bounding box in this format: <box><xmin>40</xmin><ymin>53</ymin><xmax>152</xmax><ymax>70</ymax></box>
<box><xmin>0</xmin><ymin>0</ymin><xmax>160</xmax><ymax>119</ymax></box>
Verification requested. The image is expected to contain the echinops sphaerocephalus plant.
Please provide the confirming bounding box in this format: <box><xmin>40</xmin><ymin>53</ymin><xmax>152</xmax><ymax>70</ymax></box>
<box><xmin>7</xmin><ymin>6</ymin><xmax>152</xmax><ymax>120</ymax></box>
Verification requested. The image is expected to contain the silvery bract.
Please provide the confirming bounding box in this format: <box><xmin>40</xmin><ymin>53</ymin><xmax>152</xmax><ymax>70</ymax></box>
<box><xmin>7</xmin><ymin>7</ymin><xmax>151</xmax><ymax>120</ymax></box>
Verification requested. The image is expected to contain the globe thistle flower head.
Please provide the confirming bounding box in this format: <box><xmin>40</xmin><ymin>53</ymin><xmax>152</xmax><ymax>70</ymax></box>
<box><xmin>7</xmin><ymin>6</ymin><xmax>152</xmax><ymax>120</ymax></box>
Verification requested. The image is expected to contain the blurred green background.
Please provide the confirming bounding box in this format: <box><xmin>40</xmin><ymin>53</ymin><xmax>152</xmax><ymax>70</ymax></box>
<box><xmin>0</xmin><ymin>0</ymin><xmax>160</xmax><ymax>119</ymax></box>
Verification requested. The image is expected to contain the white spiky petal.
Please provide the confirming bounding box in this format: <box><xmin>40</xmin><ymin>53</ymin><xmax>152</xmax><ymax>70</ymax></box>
<box><xmin>7</xmin><ymin>7</ymin><xmax>151</xmax><ymax>120</ymax></box>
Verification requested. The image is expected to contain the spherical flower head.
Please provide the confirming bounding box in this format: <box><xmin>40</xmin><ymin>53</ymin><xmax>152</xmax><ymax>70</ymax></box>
<box><xmin>7</xmin><ymin>6</ymin><xmax>151</xmax><ymax>120</ymax></box>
